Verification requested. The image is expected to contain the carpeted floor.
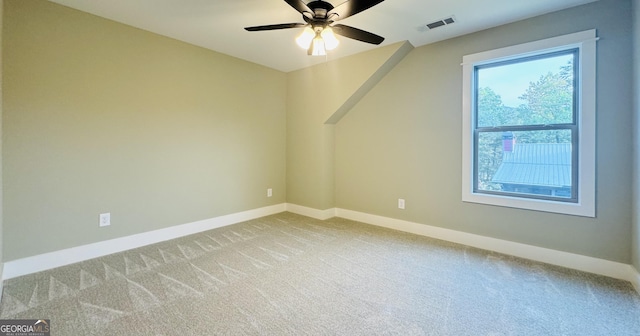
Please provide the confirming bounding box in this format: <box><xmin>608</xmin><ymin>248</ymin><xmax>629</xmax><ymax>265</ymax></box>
<box><xmin>1</xmin><ymin>212</ymin><xmax>639</xmax><ymax>335</ymax></box>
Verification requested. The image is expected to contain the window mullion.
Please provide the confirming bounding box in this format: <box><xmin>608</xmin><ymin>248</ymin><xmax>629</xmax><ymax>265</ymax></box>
<box><xmin>476</xmin><ymin>124</ymin><xmax>575</xmax><ymax>133</ymax></box>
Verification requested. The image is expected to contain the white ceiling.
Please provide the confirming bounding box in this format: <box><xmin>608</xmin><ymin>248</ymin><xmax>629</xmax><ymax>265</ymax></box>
<box><xmin>49</xmin><ymin>0</ymin><xmax>597</xmax><ymax>72</ymax></box>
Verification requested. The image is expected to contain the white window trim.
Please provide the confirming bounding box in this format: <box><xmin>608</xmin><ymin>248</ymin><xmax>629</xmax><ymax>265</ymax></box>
<box><xmin>461</xmin><ymin>30</ymin><xmax>597</xmax><ymax>217</ymax></box>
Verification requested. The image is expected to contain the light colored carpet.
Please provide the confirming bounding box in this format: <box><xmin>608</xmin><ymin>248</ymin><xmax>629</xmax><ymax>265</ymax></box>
<box><xmin>1</xmin><ymin>212</ymin><xmax>639</xmax><ymax>335</ymax></box>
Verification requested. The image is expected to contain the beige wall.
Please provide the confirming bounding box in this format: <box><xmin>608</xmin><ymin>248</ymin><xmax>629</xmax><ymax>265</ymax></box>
<box><xmin>286</xmin><ymin>42</ymin><xmax>411</xmax><ymax>210</ymax></box>
<box><xmin>335</xmin><ymin>0</ymin><xmax>634</xmax><ymax>263</ymax></box>
<box><xmin>633</xmin><ymin>0</ymin><xmax>640</xmax><ymax>270</ymax></box>
<box><xmin>3</xmin><ymin>0</ymin><xmax>637</xmax><ymax>267</ymax></box>
<box><xmin>0</xmin><ymin>0</ymin><xmax>4</xmax><ymax>281</ymax></box>
<box><xmin>3</xmin><ymin>0</ymin><xmax>286</xmax><ymax>261</ymax></box>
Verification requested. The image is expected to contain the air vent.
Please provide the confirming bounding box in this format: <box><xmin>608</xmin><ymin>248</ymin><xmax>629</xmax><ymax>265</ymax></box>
<box><xmin>425</xmin><ymin>16</ymin><xmax>456</xmax><ymax>30</ymax></box>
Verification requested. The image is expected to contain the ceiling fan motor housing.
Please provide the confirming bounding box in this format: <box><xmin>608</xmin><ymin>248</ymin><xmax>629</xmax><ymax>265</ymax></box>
<box><xmin>303</xmin><ymin>0</ymin><xmax>337</xmax><ymax>28</ymax></box>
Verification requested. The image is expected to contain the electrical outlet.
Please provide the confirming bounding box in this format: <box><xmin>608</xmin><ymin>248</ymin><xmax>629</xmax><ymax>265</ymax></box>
<box><xmin>267</xmin><ymin>188</ymin><xmax>273</xmax><ymax>197</ymax></box>
<box><xmin>398</xmin><ymin>199</ymin><xmax>405</xmax><ymax>209</ymax></box>
<box><xmin>99</xmin><ymin>213</ymin><xmax>111</xmax><ymax>227</ymax></box>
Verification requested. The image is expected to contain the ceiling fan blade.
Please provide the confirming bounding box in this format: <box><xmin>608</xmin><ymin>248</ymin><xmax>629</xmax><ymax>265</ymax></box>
<box><xmin>333</xmin><ymin>24</ymin><xmax>384</xmax><ymax>44</ymax></box>
<box><xmin>284</xmin><ymin>0</ymin><xmax>313</xmax><ymax>15</ymax></box>
<box><xmin>328</xmin><ymin>0</ymin><xmax>384</xmax><ymax>21</ymax></box>
<box><xmin>245</xmin><ymin>23</ymin><xmax>307</xmax><ymax>31</ymax></box>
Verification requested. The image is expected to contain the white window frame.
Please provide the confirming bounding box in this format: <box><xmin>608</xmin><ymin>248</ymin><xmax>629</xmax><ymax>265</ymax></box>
<box><xmin>461</xmin><ymin>30</ymin><xmax>597</xmax><ymax>217</ymax></box>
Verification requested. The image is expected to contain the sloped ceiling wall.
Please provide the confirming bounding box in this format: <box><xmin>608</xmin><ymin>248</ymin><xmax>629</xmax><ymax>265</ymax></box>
<box><xmin>286</xmin><ymin>41</ymin><xmax>413</xmax><ymax>210</ymax></box>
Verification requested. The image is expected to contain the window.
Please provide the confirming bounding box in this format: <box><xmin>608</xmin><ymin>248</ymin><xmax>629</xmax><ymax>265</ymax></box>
<box><xmin>462</xmin><ymin>30</ymin><xmax>596</xmax><ymax>217</ymax></box>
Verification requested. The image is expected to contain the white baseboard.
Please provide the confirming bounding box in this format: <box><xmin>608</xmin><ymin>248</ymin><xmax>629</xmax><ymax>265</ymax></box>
<box><xmin>336</xmin><ymin>208</ymin><xmax>638</xmax><ymax>286</ymax></box>
<box><xmin>286</xmin><ymin>203</ymin><xmax>336</xmax><ymax>220</ymax></box>
<box><xmin>4</xmin><ymin>203</ymin><xmax>639</xmax><ymax>296</ymax></box>
<box><xmin>2</xmin><ymin>204</ymin><xmax>286</xmax><ymax>280</ymax></box>
<box><xmin>631</xmin><ymin>266</ymin><xmax>640</xmax><ymax>294</ymax></box>
<box><xmin>0</xmin><ymin>263</ymin><xmax>3</xmax><ymax>297</ymax></box>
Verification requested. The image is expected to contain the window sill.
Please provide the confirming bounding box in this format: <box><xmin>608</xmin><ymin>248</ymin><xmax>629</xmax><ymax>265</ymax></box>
<box><xmin>462</xmin><ymin>191</ymin><xmax>595</xmax><ymax>217</ymax></box>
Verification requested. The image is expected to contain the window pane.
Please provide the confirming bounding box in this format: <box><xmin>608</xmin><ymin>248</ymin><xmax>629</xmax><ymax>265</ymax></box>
<box><xmin>476</xmin><ymin>130</ymin><xmax>573</xmax><ymax>199</ymax></box>
<box><xmin>476</xmin><ymin>52</ymin><xmax>575</xmax><ymax>127</ymax></box>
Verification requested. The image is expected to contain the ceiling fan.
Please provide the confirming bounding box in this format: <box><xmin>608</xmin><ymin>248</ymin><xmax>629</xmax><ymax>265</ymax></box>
<box><xmin>244</xmin><ymin>0</ymin><xmax>385</xmax><ymax>56</ymax></box>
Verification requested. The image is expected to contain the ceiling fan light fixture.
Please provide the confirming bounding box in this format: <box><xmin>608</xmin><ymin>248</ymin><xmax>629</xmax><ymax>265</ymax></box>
<box><xmin>310</xmin><ymin>34</ymin><xmax>327</xmax><ymax>56</ymax></box>
<box><xmin>296</xmin><ymin>27</ymin><xmax>315</xmax><ymax>49</ymax></box>
<box><xmin>321</xmin><ymin>27</ymin><xmax>339</xmax><ymax>50</ymax></box>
